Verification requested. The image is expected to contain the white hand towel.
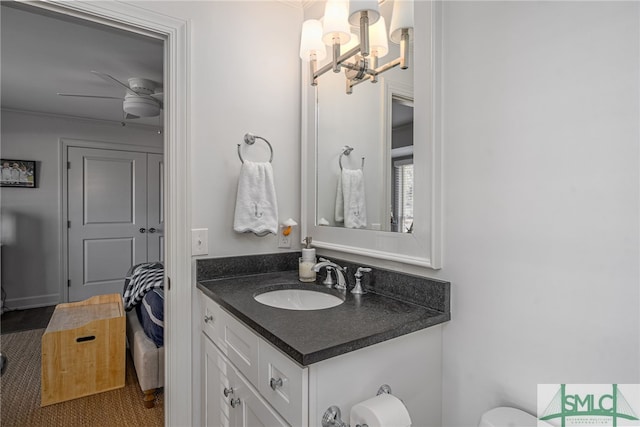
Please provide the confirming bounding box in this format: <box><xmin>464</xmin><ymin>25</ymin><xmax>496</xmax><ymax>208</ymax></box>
<box><xmin>335</xmin><ymin>173</ymin><xmax>344</xmax><ymax>223</ymax></box>
<box><xmin>336</xmin><ymin>168</ymin><xmax>367</xmax><ymax>229</ymax></box>
<box><xmin>233</xmin><ymin>161</ymin><xmax>278</xmax><ymax>236</ymax></box>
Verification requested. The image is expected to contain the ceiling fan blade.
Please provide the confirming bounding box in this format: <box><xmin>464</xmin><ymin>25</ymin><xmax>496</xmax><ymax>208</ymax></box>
<box><xmin>57</xmin><ymin>93</ymin><xmax>123</xmax><ymax>100</ymax></box>
<box><xmin>91</xmin><ymin>70</ymin><xmax>135</xmax><ymax>95</ymax></box>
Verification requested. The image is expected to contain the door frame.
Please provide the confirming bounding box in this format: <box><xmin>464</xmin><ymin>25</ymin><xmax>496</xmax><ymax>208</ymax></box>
<box><xmin>60</xmin><ymin>138</ymin><xmax>163</xmax><ymax>301</ymax></box>
<box><xmin>31</xmin><ymin>2</ymin><xmax>192</xmax><ymax>425</ymax></box>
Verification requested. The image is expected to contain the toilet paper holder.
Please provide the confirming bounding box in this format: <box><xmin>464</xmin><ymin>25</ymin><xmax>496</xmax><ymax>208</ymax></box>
<box><xmin>321</xmin><ymin>384</ymin><xmax>393</xmax><ymax>427</ymax></box>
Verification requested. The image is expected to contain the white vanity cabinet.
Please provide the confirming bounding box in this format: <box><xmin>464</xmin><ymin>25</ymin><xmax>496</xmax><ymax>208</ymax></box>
<box><xmin>201</xmin><ymin>291</ymin><xmax>306</xmax><ymax>426</ymax></box>
<box><xmin>199</xmin><ymin>290</ymin><xmax>442</xmax><ymax>427</ymax></box>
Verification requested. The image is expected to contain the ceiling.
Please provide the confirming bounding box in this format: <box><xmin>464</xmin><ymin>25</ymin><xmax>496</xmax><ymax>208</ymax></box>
<box><xmin>1</xmin><ymin>3</ymin><xmax>164</xmax><ymax>126</ymax></box>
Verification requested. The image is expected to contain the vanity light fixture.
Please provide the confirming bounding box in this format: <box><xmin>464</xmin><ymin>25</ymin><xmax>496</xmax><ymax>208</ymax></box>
<box><xmin>299</xmin><ymin>0</ymin><xmax>413</xmax><ymax>94</ymax></box>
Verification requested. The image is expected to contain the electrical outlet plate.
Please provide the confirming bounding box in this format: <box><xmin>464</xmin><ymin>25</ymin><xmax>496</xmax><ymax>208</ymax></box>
<box><xmin>191</xmin><ymin>228</ymin><xmax>209</xmax><ymax>256</ymax></box>
<box><xmin>278</xmin><ymin>229</ymin><xmax>291</xmax><ymax>248</ymax></box>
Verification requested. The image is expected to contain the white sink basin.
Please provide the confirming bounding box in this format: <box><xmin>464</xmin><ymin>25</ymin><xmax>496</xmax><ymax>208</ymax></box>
<box><xmin>254</xmin><ymin>288</ymin><xmax>344</xmax><ymax>310</ymax></box>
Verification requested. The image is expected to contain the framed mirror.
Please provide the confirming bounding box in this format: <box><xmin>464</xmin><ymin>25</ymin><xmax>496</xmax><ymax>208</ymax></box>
<box><xmin>302</xmin><ymin>0</ymin><xmax>442</xmax><ymax>269</ymax></box>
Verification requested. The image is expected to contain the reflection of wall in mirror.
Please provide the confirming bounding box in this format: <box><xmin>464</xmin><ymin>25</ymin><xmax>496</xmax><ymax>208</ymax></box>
<box><xmin>315</xmin><ymin>0</ymin><xmax>414</xmax><ymax>231</ymax></box>
<box><xmin>391</xmin><ymin>106</ymin><xmax>414</xmax><ymax>233</ymax></box>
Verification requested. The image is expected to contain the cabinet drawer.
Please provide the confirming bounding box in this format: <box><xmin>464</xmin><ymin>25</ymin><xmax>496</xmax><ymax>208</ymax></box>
<box><xmin>200</xmin><ymin>291</ymin><xmax>223</xmax><ymax>348</ymax></box>
<box><xmin>219</xmin><ymin>309</ymin><xmax>260</xmax><ymax>386</ymax></box>
<box><xmin>259</xmin><ymin>340</ymin><xmax>308</xmax><ymax>427</ymax></box>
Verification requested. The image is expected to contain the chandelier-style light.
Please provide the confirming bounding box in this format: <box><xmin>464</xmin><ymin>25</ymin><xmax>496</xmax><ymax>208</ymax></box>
<box><xmin>300</xmin><ymin>0</ymin><xmax>414</xmax><ymax>94</ymax></box>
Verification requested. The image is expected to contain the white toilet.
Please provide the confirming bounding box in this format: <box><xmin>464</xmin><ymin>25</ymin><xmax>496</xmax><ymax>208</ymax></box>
<box><xmin>479</xmin><ymin>407</ymin><xmax>539</xmax><ymax>427</ymax></box>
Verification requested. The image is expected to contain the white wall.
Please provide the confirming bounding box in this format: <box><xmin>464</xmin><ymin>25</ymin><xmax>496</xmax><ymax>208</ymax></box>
<box><xmin>144</xmin><ymin>1</ymin><xmax>303</xmax><ymax>258</ymax></box>
<box><xmin>0</xmin><ymin>109</ymin><xmax>162</xmax><ymax>309</ymax></box>
<box><xmin>434</xmin><ymin>2</ymin><xmax>640</xmax><ymax>425</ymax></box>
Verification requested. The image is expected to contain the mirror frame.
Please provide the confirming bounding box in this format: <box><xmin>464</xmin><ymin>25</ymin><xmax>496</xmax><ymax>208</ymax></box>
<box><xmin>301</xmin><ymin>1</ymin><xmax>442</xmax><ymax>269</ymax></box>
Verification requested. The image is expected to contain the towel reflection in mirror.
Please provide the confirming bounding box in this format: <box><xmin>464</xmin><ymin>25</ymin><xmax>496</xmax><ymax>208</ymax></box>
<box><xmin>335</xmin><ymin>167</ymin><xmax>367</xmax><ymax>229</ymax></box>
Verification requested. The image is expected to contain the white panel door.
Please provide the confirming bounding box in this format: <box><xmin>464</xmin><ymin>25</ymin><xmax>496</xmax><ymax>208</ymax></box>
<box><xmin>147</xmin><ymin>153</ymin><xmax>164</xmax><ymax>262</ymax></box>
<box><xmin>68</xmin><ymin>147</ymin><xmax>148</xmax><ymax>301</ymax></box>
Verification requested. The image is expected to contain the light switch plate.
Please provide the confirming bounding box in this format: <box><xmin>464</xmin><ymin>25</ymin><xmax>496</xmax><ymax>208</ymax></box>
<box><xmin>191</xmin><ymin>228</ymin><xmax>208</xmax><ymax>256</ymax></box>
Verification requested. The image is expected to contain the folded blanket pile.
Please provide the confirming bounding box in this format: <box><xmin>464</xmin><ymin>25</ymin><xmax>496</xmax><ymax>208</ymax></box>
<box><xmin>122</xmin><ymin>262</ymin><xmax>164</xmax><ymax>311</ymax></box>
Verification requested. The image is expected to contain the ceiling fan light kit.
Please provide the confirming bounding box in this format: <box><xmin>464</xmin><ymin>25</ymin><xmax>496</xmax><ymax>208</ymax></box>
<box><xmin>57</xmin><ymin>71</ymin><xmax>163</xmax><ymax>119</ymax></box>
<box><xmin>123</xmin><ymin>94</ymin><xmax>160</xmax><ymax>118</ymax></box>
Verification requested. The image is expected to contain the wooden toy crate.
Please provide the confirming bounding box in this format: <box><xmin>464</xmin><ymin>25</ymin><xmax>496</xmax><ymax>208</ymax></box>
<box><xmin>41</xmin><ymin>293</ymin><xmax>125</xmax><ymax>406</ymax></box>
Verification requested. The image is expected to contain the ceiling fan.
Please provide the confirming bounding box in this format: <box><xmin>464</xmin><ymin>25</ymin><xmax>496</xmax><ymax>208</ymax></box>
<box><xmin>57</xmin><ymin>70</ymin><xmax>163</xmax><ymax>119</ymax></box>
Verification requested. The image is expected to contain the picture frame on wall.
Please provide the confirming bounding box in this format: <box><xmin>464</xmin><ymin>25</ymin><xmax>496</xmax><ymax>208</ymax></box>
<box><xmin>0</xmin><ymin>159</ymin><xmax>37</xmax><ymax>188</ymax></box>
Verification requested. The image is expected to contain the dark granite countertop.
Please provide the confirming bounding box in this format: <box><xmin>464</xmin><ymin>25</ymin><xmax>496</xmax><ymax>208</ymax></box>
<box><xmin>197</xmin><ymin>270</ymin><xmax>450</xmax><ymax>366</ymax></box>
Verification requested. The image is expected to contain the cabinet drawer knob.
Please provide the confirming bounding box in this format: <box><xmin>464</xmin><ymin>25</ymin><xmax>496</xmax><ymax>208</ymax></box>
<box><xmin>223</xmin><ymin>387</ymin><xmax>234</xmax><ymax>397</ymax></box>
<box><xmin>269</xmin><ymin>377</ymin><xmax>283</xmax><ymax>390</ymax></box>
<box><xmin>204</xmin><ymin>315</ymin><xmax>214</xmax><ymax>323</ymax></box>
<box><xmin>230</xmin><ymin>397</ymin><xmax>241</xmax><ymax>408</ymax></box>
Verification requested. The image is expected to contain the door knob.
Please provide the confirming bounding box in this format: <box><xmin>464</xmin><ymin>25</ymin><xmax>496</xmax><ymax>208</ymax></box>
<box><xmin>223</xmin><ymin>387</ymin><xmax>234</xmax><ymax>397</ymax></box>
<box><xmin>230</xmin><ymin>397</ymin><xmax>241</xmax><ymax>408</ymax></box>
<box><xmin>139</xmin><ymin>228</ymin><xmax>146</xmax><ymax>233</ymax></box>
<box><xmin>148</xmin><ymin>228</ymin><xmax>157</xmax><ymax>233</ymax></box>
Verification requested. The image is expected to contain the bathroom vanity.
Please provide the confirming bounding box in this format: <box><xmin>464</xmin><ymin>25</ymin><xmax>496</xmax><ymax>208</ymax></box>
<box><xmin>196</xmin><ymin>254</ymin><xmax>450</xmax><ymax>427</ymax></box>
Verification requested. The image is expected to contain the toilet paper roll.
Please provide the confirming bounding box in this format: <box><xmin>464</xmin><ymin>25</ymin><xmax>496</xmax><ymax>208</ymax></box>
<box><xmin>350</xmin><ymin>393</ymin><xmax>412</xmax><ymax>427</ymax></box>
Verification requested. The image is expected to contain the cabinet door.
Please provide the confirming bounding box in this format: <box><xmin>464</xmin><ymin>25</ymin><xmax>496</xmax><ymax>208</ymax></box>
<box><xmin>202</xmin><ymin>334</ymin><xmax>233</xmax><ymax>427</ymax></box>
<box><xmin>229</xmin><ymin>361</ymin><xmax>289</xmax><ymax>427</ymax></box>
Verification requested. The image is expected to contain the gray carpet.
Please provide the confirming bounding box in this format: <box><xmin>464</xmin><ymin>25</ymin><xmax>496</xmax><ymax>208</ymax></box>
<box><xmin>0</xmin><ymin>328</ymin><xmax>163</xmax><ymax>426</ymax></box>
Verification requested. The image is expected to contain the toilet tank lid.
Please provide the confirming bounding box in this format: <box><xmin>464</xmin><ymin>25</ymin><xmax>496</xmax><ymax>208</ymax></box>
<box><xmin>479</xmin><ymin>407</ymin><xmax>537</xmax><ymax>427</ymax></box>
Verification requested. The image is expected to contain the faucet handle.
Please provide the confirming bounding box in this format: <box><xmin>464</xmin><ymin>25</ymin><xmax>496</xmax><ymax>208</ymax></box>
<box><xmin>352</xmin><ymin>267</ymin><xmax>372</xmax><ymax>294</ymax></box>
<box><xmin>322</xmin><ymin>267</ymin><xmax>335</xmax><ymax>287</ymax></box>
<box><xmin>355</xmin><ymin>267</ymin><xmax>372</xmax><ymax>278</ymax></box>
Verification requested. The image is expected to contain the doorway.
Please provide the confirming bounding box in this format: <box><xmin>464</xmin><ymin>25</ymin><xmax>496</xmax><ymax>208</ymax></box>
<box><xmin>6</xmin><ymin>2</ymin><xmax>191</xmax><ymax>424</ymax></box>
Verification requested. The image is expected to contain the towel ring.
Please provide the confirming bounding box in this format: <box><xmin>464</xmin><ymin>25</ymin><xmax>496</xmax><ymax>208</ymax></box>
<box><xmin>339</xmin><ymin>145</ymin><xmax>365</xmax><ymax>170</ymax></box>
<box><xmin>237</xmin><ymin>133</ymin><xmax>274</xmax><ymax>164</ymax></box>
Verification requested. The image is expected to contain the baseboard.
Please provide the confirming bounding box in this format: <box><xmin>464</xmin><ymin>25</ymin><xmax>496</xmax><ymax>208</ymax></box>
<box><xmin>4</xmin><ymin>294</ymin><xmax>60</xmax><ymax>311</ymax></box>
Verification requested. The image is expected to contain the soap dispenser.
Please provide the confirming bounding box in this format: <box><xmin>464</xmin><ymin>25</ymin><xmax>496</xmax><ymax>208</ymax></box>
<box><xmin>299</xmin><ymin>237</ymin><xmax>316</xmax><ymax>283</ymax></box>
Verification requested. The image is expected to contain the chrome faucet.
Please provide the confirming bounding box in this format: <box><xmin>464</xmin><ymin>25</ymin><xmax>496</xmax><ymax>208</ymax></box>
<box><xmin>313</xmin><ymin>260</ymin><xmax>348</xmax><ymax>290</ymax></box>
